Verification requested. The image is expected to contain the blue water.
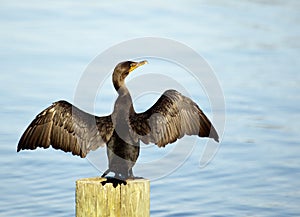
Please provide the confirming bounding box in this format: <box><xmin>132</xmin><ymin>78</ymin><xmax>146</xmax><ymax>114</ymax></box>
<box><xmin>1</xmin><ymin>0</ymin><xmax>300</xmax><ymax>216</ymax></box>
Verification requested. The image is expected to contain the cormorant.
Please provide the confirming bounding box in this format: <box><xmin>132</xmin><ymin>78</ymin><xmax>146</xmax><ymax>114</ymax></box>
<box><xmin>17</xmin><ymin>60</ymin><xmax>219</xmax><ymax>179</ymax></box>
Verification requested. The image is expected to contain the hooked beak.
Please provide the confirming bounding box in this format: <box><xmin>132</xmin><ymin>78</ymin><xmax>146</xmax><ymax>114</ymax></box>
<box><xmin>129</xmin><ymin>60</ymin><xmax>148</xmax><ymax>72</ymax></box>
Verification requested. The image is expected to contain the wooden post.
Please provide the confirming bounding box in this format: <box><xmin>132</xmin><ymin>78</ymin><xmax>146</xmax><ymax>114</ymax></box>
<box><xmin>76</xmin><ymin>177</ymin><xmax>150</xmax><ymax>217</ymax></box>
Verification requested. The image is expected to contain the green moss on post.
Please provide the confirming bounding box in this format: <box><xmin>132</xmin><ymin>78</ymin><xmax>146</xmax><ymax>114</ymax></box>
<box><xmin>76</xmin><ymin>177</ymin><xmax>150</xmax><ymax>217</ymax></box>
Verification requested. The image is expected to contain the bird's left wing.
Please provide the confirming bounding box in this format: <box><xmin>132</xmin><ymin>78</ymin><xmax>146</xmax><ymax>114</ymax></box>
<box><xmin>130</xmin><ymin>90</ymin><xmax>219</xmax><ymax>147</ymax></box>
<box><xmin>17</xmin><ymin>100</ymin><xmax>114</xmax><ymax>157</ymax></box>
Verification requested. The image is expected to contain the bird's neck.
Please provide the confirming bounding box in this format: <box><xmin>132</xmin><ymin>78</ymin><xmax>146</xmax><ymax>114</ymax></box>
<box><xmin>114</xmin><ymin>85</ymin><xmax>135</xmax><ymax>115</ymax></box>
<box><xmin>113</xmin><ymin>80</ymin><xmax>124</xmax><ymax>92</ymax></box>
<box><xmin>116</xmin><ymin>85</ymin><xmax>129</xmax><ymax>96</ymax></box>
<box><xmin>112</xmin><ymin>86</ymin><xmax>136</xmax><ymax>144</ymax></box>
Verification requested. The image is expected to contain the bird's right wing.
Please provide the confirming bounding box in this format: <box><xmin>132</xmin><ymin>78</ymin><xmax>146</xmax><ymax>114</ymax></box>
<box><xmin>17</xmin><ymin>100</ymin><xmax>114</xmax><ymax>158</ymax></box>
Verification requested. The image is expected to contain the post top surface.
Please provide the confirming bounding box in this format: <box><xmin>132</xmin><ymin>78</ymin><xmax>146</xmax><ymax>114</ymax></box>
<box><xmin>76</xmin><ymin>177</ymin><xmax>149</xmax><ymax>184</ymax></box>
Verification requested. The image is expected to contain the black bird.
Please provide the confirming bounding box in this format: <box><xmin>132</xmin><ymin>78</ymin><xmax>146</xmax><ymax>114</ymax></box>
<box><xmin>17</xmin><ymin>60</ymin><xmax>219</xmax><ymax>179</ymax></box>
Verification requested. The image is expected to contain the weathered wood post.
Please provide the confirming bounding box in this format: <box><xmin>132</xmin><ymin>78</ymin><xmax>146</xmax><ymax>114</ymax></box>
<box><xmin>76</xmin><ymin>177</ymin><xmax>150</xmax><ymax>217</ymax></box>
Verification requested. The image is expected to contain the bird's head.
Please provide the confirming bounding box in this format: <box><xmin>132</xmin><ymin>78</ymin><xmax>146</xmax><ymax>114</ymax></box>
<box><xmin>112</xmin><ymin>60</ymin><xmax>148</xmax><ymax>91</ymax></box>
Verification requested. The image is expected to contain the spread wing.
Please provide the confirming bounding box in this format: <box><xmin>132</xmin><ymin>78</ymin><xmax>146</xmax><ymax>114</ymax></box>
<box><xmin>17</xmin><ymin>100</ymin><xmax>114</xmax><ymax>157</ymax></box>
<box><xmin>131</xmin><ymin>89</ymin><xmax>219</xmax><ymax>147</ymax></box>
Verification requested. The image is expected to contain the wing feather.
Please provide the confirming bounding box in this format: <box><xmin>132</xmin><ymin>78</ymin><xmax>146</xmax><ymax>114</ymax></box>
<box><xmin>17</xmin><ymin>100</ymin><xmax>114</xmax><ymax>157</ymax></box>
<box><xmin>131</xmin><ymin>89</ymin><xmax>219</xmax><ymax>147</ymax></box>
